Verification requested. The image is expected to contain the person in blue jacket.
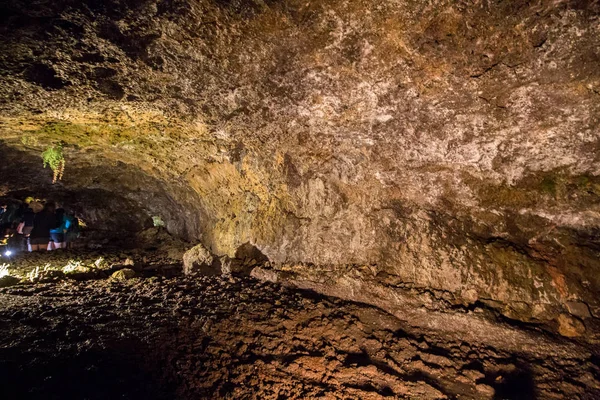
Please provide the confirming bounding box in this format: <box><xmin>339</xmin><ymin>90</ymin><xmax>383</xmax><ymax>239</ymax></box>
<box><xmin>49</xmin><ymin>208</ymin><xmax>72</xmax><ymax>250</ymax></box>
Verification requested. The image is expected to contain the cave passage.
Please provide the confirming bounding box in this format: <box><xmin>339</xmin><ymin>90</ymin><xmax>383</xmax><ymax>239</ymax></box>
<box><xmin>0</xmin><ymin>143</ymin><xmax>202</xmax><ymax>242</ymax></box>
<box><xmin>1</xmin><ymin>0</ymin><xmax>600</xmax><ymax>398</ymax></box>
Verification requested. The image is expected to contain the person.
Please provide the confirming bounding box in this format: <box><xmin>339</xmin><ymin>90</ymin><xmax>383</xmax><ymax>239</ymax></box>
<box><xmin>3</xmin><ymin>203</ymin><xmax>21</xmax><ymax>234</ymax></box>
<box><xmin>29</xmin><ymin>202</ymin><xmax>56</xmax><ymax>252</ymax></box>
<box><xmin>19</xmin><ymin>206</ymin><xmax>35</xmax><ymax>237</ymax></box>
<box><xmin>0</xmin><ymin>203</ymin><xmax>9</xmax><ymax>237</ymax></box>
<box><xmin>16</xmin><ymin>206</ymin><xmax>35</xmax><ymax>252</ymax></box>
<box><xmin>28</xmin><ymin>199</ymin><xmax>44</xmax><ymax>213</ymax></box>
<box><xmin>49</xmin><ymin>208</ymin><xmax>71</xmax><ymax>250</ymax></box>
<box><xmin>65</xmin><ymin>213</ymin><xmax>79</xmax><ymax>248</ymax></box>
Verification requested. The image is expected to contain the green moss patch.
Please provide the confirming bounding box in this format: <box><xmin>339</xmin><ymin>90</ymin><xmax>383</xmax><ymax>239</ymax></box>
<box><xmin>470</xmin><ymin>169</ymin><xmax>600</xmax><ymax>210</ymax></box>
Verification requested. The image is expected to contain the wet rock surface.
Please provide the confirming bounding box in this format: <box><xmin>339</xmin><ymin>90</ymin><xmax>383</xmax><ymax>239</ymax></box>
<box><xmin>1</xmin><ymin>268</ymin><xmax>599</xmax><ymax>400</ymax></box>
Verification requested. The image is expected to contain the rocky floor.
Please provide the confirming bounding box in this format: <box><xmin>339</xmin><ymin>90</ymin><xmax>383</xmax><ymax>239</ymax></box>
<box><xmin>0</xmin><ymin>253</ymin><xmax>599</xmax><ymax>399</ymax></box>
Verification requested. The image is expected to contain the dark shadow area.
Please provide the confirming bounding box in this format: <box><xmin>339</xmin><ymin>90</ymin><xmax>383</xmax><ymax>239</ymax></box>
<box><xmin>234</xmin><ymin>242</ymin><xmax>269</xmax><ymax>264</ymax></box>
<box><xmin>491</xmin><ymin>362</ymin><xmax>537</xmax><ymax>400</ymax></box>
<box><xmin>0</xmin><ymin>342</ymin><xmax>175</xmax><ymax>400</ymax></box>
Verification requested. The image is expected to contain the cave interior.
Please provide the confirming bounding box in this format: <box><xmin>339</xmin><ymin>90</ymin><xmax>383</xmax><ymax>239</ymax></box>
<box><xmin>0</xmin><ymin>0</ymin><xmax>599</xmax><ymax>399</ymax></box>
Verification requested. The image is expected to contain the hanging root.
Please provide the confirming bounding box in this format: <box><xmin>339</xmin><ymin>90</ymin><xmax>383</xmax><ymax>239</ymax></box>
<box><xmin>52</xmin><ymin>159</ymin><xmax>65</xmax><ymax>184</ymax></box>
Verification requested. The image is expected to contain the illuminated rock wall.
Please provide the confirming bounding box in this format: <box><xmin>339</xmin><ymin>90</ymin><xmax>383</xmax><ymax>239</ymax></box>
<box><xmin>1</xmin><ymin>0</ymin><xmax>599</xmax><ymax>330</ymax></box>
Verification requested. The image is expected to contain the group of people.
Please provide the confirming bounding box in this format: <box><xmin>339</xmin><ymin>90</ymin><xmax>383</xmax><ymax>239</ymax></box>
<box><xmin>0</xmin><ymin>199</ymin><xmax>79</xmax><ymax>252</ymax></box>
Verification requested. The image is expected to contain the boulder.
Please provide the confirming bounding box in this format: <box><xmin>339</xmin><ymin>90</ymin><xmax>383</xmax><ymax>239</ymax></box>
<box><xmin>183</xmin><ymin>243</ymin><xmax>216</xmax><ymax>275</ymax></box>
<box><xmin>111</xmin><ymin>268</ymin><xmax>136</xmax><ymax>281</ymax></box>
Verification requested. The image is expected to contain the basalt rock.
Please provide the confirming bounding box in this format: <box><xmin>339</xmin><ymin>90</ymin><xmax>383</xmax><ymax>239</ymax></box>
<box><xmin>0</xmin><ymin>276</ymin><xmax>19</xmax><ymax>288</ymax></box>
<box><xmin>557</xmin><ymin>313</ymin><xmax>586</xmax><ymax>338</ymax></box>
<box><xmin>2</xmin><ymin>275</ymin><xmax>599</xmax><ymax>399</ymax></box>
<box><xmin>111</xmin><ymin>268</ymin><xmax>137</xmax><ymax>281</ymax></box>
<box><xmin>0</xmin><ymin>0</ymin><xmax>599</xmax><ymax>336</ymax></box>
<box><xmin>182</xmin><ymin>243</ymin><xmax>216</xmax><ymax>275</ymax></box>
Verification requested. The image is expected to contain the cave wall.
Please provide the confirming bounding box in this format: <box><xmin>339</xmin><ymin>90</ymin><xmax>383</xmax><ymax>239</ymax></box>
<box><xmin>0</xmin><ymin>0</ymin><xmax>599</xmax><ymax>324</ymax></box>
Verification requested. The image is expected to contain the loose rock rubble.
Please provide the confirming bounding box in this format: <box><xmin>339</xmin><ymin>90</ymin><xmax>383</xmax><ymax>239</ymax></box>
<box><xmin>0</xmin><ymin>242</ymin><xmax>184</xmax><ymax>285</ymax></box>
<box><xmin>0</xmin><ymin>259</ymin><xmax>598</xmax><ymax>399</ymax></box>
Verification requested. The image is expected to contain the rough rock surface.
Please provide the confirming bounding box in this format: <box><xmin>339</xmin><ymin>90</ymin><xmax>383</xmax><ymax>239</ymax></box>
<box><xmin>0</xmin><ymin>246</ymin><xmax>185</xmax><ymax>285</ymax></box>
<box><xmin>0</xmin><ymin>0</ymin><xmax>599</xmax><ymax>332</ymax></box>
<box><xmin>111</xmin><ymin>267</ymin><xmax>136</xmax><ymax>280</ymax></box>
<box><xmin>182</xmin><ymin>243</ymin><xmax>216</xmax><ymax>275</ymax></box>
<box><xmin>0</xmin><ymin>275</ymin><xmax>20</xmax><ymax>288</ymax></box>
<box><xmin>1</xmin><ymin>273</ymin><xmax>599</xmax><ymax>400</ymax></box>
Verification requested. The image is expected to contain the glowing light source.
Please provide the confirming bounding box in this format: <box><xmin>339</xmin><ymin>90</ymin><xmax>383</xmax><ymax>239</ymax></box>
<box><xmin>4</xmin><ymin>250</ymin><xmax>12</xmax><ymax>256</ymax></box>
